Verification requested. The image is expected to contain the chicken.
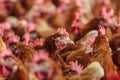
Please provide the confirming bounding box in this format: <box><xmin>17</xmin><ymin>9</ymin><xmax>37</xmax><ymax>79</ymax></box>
<box><xmin>30</xmin><ymin>51</ymin><xmax>65</xmax><ymax>80</ymax></box>
<box><xmin>42</xmin><ymin>28</ymin><xmax>74</xmax><ymax>56</ymax></box>
<box><xmin>61</xmin><ymin>30</ymin><xmax>98</xmax><ymax>68</ymax></box>
<box><xmin>14</xmin><ymin>42</ymin><xmax>34</xmax><ymax>66</ymax></box>
<box><xmin>69</xmin><ymin>61</ymin><xmax>104</xmax><ymax>80</ymax></box>
<box><xmin>92</xmin><ymin>25</ymin><xmax>116</xmax><ymax>80</ymax></box>
<box><xmin>5</xmin><ymin>33</ymin><xmax>34</xmax><ymax>67</ymax></box>
<box><xmin>79</xmin><ymin>18</ymin><xmax>103</xmax><ymax>38</ymax></box>
<box><xmin>65</xmin><ymin>45</ymin><xmax>91</xmax><ymax>68</ymax></box>
<box><xmin>38</xmin><ymin>28</ymin><xmax>74</xmax><ymax>70</ymax></box>
<box><xmin>79</xmin><ymin>14</ymin><xmax>114</xmax><ymax>40</ymax></box>
<box><xmin>0</xmin><ymin>24</ymin><xmax>35</xmax><ymax>72</ymax></box>
<box><xmin>0</xmin><ymin>49</ymin><xmax>29</xmax><ymax>80</ymax></box>
<box><xmin>71</xmin><ymin>12</ymin><xmax>84</xmax><ymax>41</ymax></box>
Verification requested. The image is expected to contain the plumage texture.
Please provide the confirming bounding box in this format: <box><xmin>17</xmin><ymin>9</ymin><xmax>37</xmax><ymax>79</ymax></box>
<box><xmin>31</xmin><ymin>53</ymin><xmax>65</xmax><ymax>80</ymax></box>
<box><xmin>0</xmin><ymin>49</ymin><xmax>29</xmax><ymax>80</ymax></box>
<box><xmin>66</xmin><ymin>46</ymin><xmax>91</xmax><ymax>68</ymax></box>
<box><xmin>15</xmin><ymin>43</ymin><xmax>34</xmax><ymax>64</ymax></box>
<box><xmin>7</xmin><ymin>55</ymin><xmax>29</xmax><ymax>80</ymax></box>
<box><xmin>92</xmin><ymin>34</ymin><xmax>116</xmax><ymax>80</ymax></box>
<box><xmin>69</xmin><ymin>61</ymin><xmax>104</xmax><ymax>80</ymax></box>
<box><xmin>112</xmin><ymin>50</ymin><xmax>120</xmax><ymax>71</ymax></box>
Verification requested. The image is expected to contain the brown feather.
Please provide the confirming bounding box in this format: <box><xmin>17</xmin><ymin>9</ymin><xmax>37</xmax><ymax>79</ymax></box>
<box><xmin>16</xmin><ymin>42</ymin><xmax>34</xmax><ymax>64</ymax></box>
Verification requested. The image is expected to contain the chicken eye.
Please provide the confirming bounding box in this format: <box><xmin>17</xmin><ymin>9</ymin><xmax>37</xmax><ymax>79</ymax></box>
<box><xmin>60</xmin><ymin>37</ymin><xmax>64</xmax><ymax>39</ymax></box>
<box><xmin>5</xmin><ymin>57</ymin><xmax>13</xmax><ymax>62</ymax></box>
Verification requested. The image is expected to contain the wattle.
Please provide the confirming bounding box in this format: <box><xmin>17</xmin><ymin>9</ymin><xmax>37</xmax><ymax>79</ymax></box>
<box><xmin>36</xmin><ymin>72</ymin><xmax>44</xmax><ymax>80</ymax></box>
<box><xmin>72</xmin><ymin>27</ymin><xmax>80</xmax><ymax>35</ymax></box>
<box><xmin>0</xmin><ymin>66</ymin><xmax>10</xmax><ymax>77</ymax></box>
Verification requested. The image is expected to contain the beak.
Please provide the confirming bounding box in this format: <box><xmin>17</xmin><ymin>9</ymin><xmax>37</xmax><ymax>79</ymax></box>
<box><xmin>65</xmin><ymin>37</ymin><xmax>74</xmax><ymax>45</ymax></box>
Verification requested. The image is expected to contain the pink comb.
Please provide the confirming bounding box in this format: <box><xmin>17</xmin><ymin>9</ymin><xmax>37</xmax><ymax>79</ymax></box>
<box><xmin>69</xmin><ymin>60</ymin><xmax>83</xmax><ymax>74</ymax></box>
<box><xmin>33</xmin><ymin>38</ymin><xmax>43</xmax><ymax>48</ymax></box>
<box><xmin>57</xmin><ymin>28</ymin><xmax>69</xmax><ymax>37</ymax></box>
<box><xmin>26</xmin><ymin>22</ymin><xmax>36</xmax><ymax>32</ymax></box>
<box><xmin>0</xmin><ymin>22</ymin><xmax>11</xmax><ymax>30</ymax></box>
<box><xmin>6</xmin><ymin>35</ymin><xmax>20</xmax><ymax>45</ymax></box>
<box><xmin>98</xmin><ymin>25</ymin><xmax>106</xmax><ymax>35</ymax></box>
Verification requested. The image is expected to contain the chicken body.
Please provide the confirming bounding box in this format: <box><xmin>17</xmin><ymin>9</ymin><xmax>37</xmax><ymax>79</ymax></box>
<box><xmin>69</xmin><ymin>61</ymin><xmax>104</xmax><ymax>80</ymax></box>
<box><xmin>92</xmin><ymin>34</ymin><xmax>116</xmax><ymax>80</ymax></box>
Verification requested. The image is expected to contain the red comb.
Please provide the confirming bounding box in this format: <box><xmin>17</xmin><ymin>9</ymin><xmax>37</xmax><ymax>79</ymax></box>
<box><xmin>98</xmin><ymin>25</ymin><xmax>106</xmax><ymax>35</ymax></box>
<box><xmin>69</xmin><ymin>60</ymin><xmax>83</xmax><ymax>74</ymax></box>
<box><xmin>33</xmin><ymin>38</ymin><xmax>43</xmax><ymax>48</ymax></box>
<box><xmin>57</xmin><ymin>28</ymin><xmax>69</xmax><ymax>37</ymax></box>
<box><xmin>6</xmin><ymin>35</ymin><xmax>20</xmax><ymax>45</ymax></box>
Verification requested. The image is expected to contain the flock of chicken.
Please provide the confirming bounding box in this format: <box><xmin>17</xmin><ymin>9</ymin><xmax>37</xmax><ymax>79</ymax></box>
<box><xmin>0</xmin><ymin>0</ymin><xmax>120</xmax><ymax>80</ymax></box>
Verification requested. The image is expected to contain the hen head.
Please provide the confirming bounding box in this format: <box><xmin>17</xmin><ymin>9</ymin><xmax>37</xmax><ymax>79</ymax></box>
<box><xmin>72</xmin><ymin>12</ymin><xmax>83</xmax><ymax>35</ymax></box>
<box><xmin>0</xmin><ymin>49</ymin><xmax>20</xmax><ymax>77</ymax></box>
<box><xmin>55</xmin><ymin>28</ymin><xmax>74</xmax><ymax>50</ymax></box>
<box><xmin>30</xmin><ymin>50</ymin><xmax>63</xmax><ymax>80</ymax></box>
<box><xmin>44</xmin><ymin>28</ymin><xmax>74</xmax><ymax>52</ymax></box>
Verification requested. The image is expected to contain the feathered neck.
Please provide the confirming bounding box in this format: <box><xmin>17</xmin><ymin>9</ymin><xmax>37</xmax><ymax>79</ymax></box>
<box><xmin>43</xmin><ymin>34</ymin><xmax>61</xmax><ymax>55</ymax></box>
